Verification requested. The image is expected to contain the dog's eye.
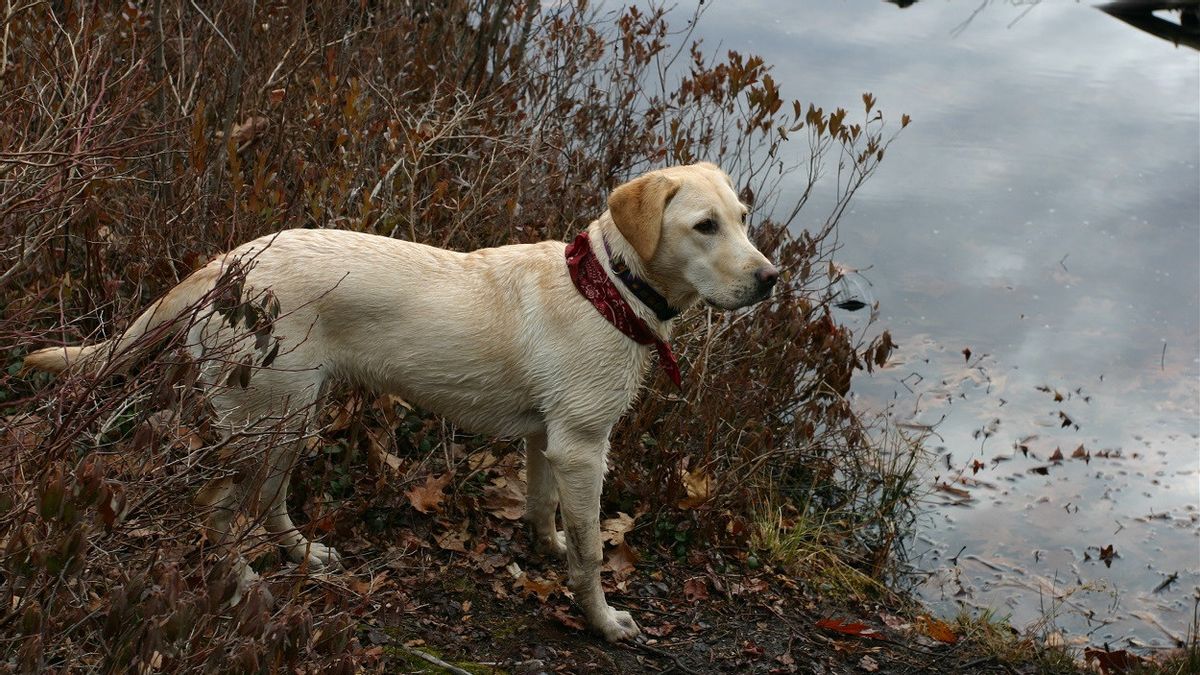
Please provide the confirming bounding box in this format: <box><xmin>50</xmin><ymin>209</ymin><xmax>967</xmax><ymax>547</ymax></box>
<box><xmin>693</xmin><ymin>219</ymin><xmax>719</xmax><ymax>234</ymax></box>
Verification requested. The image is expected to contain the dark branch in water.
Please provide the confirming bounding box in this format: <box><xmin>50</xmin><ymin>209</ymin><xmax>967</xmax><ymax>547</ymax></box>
<box><xmin>1099</xmin><ymin>1</ymin><xmax>1200</xmax><ymax>50</ymax></box>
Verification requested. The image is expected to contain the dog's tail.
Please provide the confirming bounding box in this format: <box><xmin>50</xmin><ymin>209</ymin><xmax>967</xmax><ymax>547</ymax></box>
<box><xmin>24</xmin><ymin>264</ymin><xmax>223</xmax><ymax>375</ymax></box>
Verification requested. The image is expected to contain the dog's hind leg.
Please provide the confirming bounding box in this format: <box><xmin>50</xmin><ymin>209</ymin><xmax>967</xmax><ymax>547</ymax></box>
<box><xmin>195</xmin><ymin>474</ymin><xmax>263</xmax><ymax>605</ymax></box>
<box><xmin>233</xmin><ymin>372</ymin><xmax>342</xmax><ymax>570</ymax></box>
<box><xmin>523</xmin><ymin>430</ymin><xmax>567</xmax><ymax>558</ymax></box>
<box><xmin>258</xmin><ymin>421</ymin><xmax>342</xmax><ymax>570</ymax></box>
<box><xmin>201</xmin><ymin>345</ymin><xmax>337</xmax><ymax>579</ymax></box>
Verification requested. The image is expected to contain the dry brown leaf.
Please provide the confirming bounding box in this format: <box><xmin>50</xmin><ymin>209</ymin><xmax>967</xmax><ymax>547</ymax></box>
<box><xmin>514</xmin><ymin>574</ymin><xmax>558</xmax><ymax>602</ymax></box>
<box><xmin>405</xmin><ymin>473</ymin><xmax>452</xmax><ymax>514</ymax></box>
<box><xmin>482</xmin><ymin>476</ymin><xmax>525</xmax><ymax>520</ymax></box>
<box><xmin>326</xmin><ymin>397</ymin><xmax>363</xmax><ymax>433</ymax></box>
<box><xmin>678</xmin><ymin>467</ymin><xmax>714</xmax><ymax>509</ymax></box>
<box><xmin>683</xmin><ymin>577</ymin><xmax>709</xmax><ymax>603</ymax></box>
<box><xmin>816</xmin><ymin>618</ymin><xmax>883</xmax><ymax>640</ymax></box>
<box><xmin>435</xmin><ymin>527</ymin><xmax>469</xmax><ymax>553</ymax></box>
<box><xmin>466</xmin><ymin>451</ymin><xmax>499</xmax><ymax>472</ymax></box>
<box><xmin>602</xmin><ymin>541</ymin><xmax>639</xmax><ymax>578</ymax></box>
<box><xmin>601</xmin><ymin>512</ymin><xmax>635</xmax><ymax>546</ymax></box>
<box><xmin>547</xmin><ymin>604</ymin><xmax>586</xmax><ymax>630</ymax></box>
<box><xmin>225</xmin><ymin>115</ymin><xmax>270</xmax><ymax>151</ymax></box>
<box><xmin>367</xmin><ymin>434</ymin><xmax>404</xmax><ymax>473</ymax></box>
<box><xmin>916</xmin><ymin>616</ymin><xmax>958</xmax><ymax>644</ymax></box>
<box><xmin>1084</xmin><ymin>648</ymin><xmax>1144</xmax><ymax>674</ymax></box>
<box><xmin>1</xmin><ymin>414</ymin><xmax>48</xmax><ymax>451</ymax></box>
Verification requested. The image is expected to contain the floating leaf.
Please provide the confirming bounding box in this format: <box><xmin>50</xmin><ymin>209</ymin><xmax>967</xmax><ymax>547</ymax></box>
<box><xmin>1099</xmin><ymin>544</ymin><xmax>1116</xmax><ymax>568</ymax></box>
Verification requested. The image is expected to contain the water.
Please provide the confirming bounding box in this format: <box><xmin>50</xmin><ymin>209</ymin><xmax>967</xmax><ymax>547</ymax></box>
<box><xmin>687</xmin><ymin>0</ymin><xmax>1200</xmax><ymax>649</ymax></box>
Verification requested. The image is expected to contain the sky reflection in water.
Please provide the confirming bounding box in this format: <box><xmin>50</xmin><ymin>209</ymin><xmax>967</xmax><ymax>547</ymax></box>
<box><xmin>687</xmin><ymin>0</ymin><xmax>1200</xmax><ymax>648</ymax></box>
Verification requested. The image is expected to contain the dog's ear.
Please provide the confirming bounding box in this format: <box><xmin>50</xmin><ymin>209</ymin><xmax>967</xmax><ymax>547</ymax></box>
<box><xmin>608</xmin><ymin>173</ymin><xmax>681</xmax><ymax>262</ymax></box>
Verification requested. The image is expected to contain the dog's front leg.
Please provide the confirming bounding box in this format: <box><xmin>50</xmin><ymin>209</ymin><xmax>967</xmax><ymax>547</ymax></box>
<box><xmin>544</xmin><ymin>424</ymin><xmax>639</xmax><ymax>642</ymax></box>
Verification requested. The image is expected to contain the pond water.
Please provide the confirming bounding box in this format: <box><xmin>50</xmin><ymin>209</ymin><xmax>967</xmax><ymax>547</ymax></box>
<box><xmin>686</xmin><ymin>0</ymin><xmax>1199</xmax><ymax>650</ymax></box>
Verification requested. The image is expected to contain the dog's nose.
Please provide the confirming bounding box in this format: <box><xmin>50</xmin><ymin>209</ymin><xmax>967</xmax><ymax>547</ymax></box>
<box><xmin>755</xmin><ymin>265</ymin><xmax>779</xmax><ymax>292</ymax></box>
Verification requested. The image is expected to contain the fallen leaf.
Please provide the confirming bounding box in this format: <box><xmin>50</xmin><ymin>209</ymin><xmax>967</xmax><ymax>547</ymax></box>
<box><xmin>1084</xmin><ymin>648</ymin><xmax>1144</xmax><ymax>674</ymax></box>
<box><xmin>602</xmin><ymin>541</ymin><xmax>639</xmax><ymax>578</ymax></box>
<box><xmin>917</xmin><ymin>616</ymin><xmax>958</xmax><ymax>644</ymax></box>
<box><xmin>435</xmin><ymin>527</ymin><xmax>469</xmax><ymax>553</ymax></box>
<box><xmin>466</xmin><ymin>451</ymin><xmax>499</xmax><ymax>472</ymax></box>
<box><xmin>546</xmin><ymin>604</ymin><xmax>585</xmax><ymax>630</ymax></box>
<box><xmin>368</xmin><ymin>435</ymin><xmax>404</xmax><ymax>473</ymax></box>
<box><xmin>644</xmin><ymin>622</ymin><xmax>677</xmax><ymax>637</ymax></box>
<box><xmin>514</xmin><ymin>574</ymin><xmax>558</xmax><ymax>602</ymax></box>
<box><xmin>683</xmin><ymin>577</ymin><xmax>709</xmax><ymax>603</ymax></box>
<box><xmin>405</xmin><ymin>473</ymin><xmax>452</xmax><ymax>514</ymax></box>
<box><xmin>815</xmin><ymin>618</ymin><xmax>883</xmax><ymax>640</ymax></box>
<box><xmin>601</xmin><ymin>512</ymin><xmax>635</xmax><ymax>546</ymax></box>
<box><xmin>677</xmin><ymin>467</ymin><xmax>714</xmax><ymax>510</ymax></box>
<box><xmin>482</xmin><ymin>476</ymin><xmax>525</xmax><ymax>520</ymax></box>
<box><xmin>878</xmin><ymin>612</ymin><xmax>910</xmax><ymax>631</ymax></box>
<box><xmin>858</xmin><ymin>654</ymin><xmax>879</xmax><ymax>672</ymax></box>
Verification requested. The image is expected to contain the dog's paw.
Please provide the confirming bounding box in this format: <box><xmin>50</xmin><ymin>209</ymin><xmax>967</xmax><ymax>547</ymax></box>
<box><xmin>536</xmin><ymin>530</ymin><xmax>568</xmax><ymax>559</ymax></box>
<box><xmin>290</xmin><ymin>541</ymin><xmax>343</xmax><ymax>571</ymax></box>
<box><xmin>593</xmin><ymin>606</ymin><xmax>640</xmax><ymax>643</ymax></box>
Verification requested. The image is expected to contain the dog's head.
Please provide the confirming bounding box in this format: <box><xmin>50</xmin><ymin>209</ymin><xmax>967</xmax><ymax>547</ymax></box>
<box><xmin>607</xmin><ymin>162</ymin><xmax>778</xmax><ymax>311</ymax></box>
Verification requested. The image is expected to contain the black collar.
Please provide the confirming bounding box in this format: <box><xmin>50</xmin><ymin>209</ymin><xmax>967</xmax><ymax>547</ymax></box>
<box><xmin>602</xmin><ymin>237</ymin><xmax>681</xmax><ymax>321</ymax></box>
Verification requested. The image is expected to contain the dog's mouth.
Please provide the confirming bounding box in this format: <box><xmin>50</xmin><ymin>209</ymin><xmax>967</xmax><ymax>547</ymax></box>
<box><xmin>704</xmin><ymin>287</ymin><xmax>774</xmax><ymax>311</ymax></box>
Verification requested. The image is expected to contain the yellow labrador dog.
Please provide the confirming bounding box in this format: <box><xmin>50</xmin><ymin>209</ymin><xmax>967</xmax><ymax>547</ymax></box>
<box><xmin>25</xmin><ymin>162</ymin><xmax>777</xmax><ymax>641</ymax></box>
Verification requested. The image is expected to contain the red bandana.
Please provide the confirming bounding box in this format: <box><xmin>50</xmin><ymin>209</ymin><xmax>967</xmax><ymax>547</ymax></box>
<box><xmin>565</xmin><ymin>231</ymin><xmax>682</xmax><ymax>389</ymax></box>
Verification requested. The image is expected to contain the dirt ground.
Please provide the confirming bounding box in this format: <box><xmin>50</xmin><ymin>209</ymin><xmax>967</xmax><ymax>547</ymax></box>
<box><xmin>265</xmin><ymin>505</ymin><xmax>1028</xmax><ymax>675</ymax></box>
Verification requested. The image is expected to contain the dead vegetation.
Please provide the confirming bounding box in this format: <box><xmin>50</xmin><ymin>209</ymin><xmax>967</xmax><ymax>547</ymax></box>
<box><xmin>0</xmin><ymin>1</ymin><xmax>942</xmax><ymax>671</ymax></box>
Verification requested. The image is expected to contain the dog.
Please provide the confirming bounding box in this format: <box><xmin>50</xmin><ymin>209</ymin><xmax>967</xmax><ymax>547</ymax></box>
<box><xmin>24</xmin><ymin>162</ymin><xmax>778</xmax><ymax>641</ymax></box>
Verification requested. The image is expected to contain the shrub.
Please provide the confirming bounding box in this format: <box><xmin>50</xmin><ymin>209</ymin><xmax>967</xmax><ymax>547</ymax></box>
<box><xmin>0</xmin><ymin>1</ymin><xmax>911</xmax><ymax>669</ymax></box>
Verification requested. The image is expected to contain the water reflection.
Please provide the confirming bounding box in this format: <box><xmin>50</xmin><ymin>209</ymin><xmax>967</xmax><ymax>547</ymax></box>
<box><xmin>887</xmin><ymin>0</ymin><xmax>1200</xmax><ymax>51</ymax></box>
<box><xmin>1100</xmin><ymin>1</ymin><xmax>1200</xmax><ymax>51</ymax></box>
<box><xmin>684</xmin><ymin>0</ymin><xmax>1200</xmax><ymax>650</ymax></box>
